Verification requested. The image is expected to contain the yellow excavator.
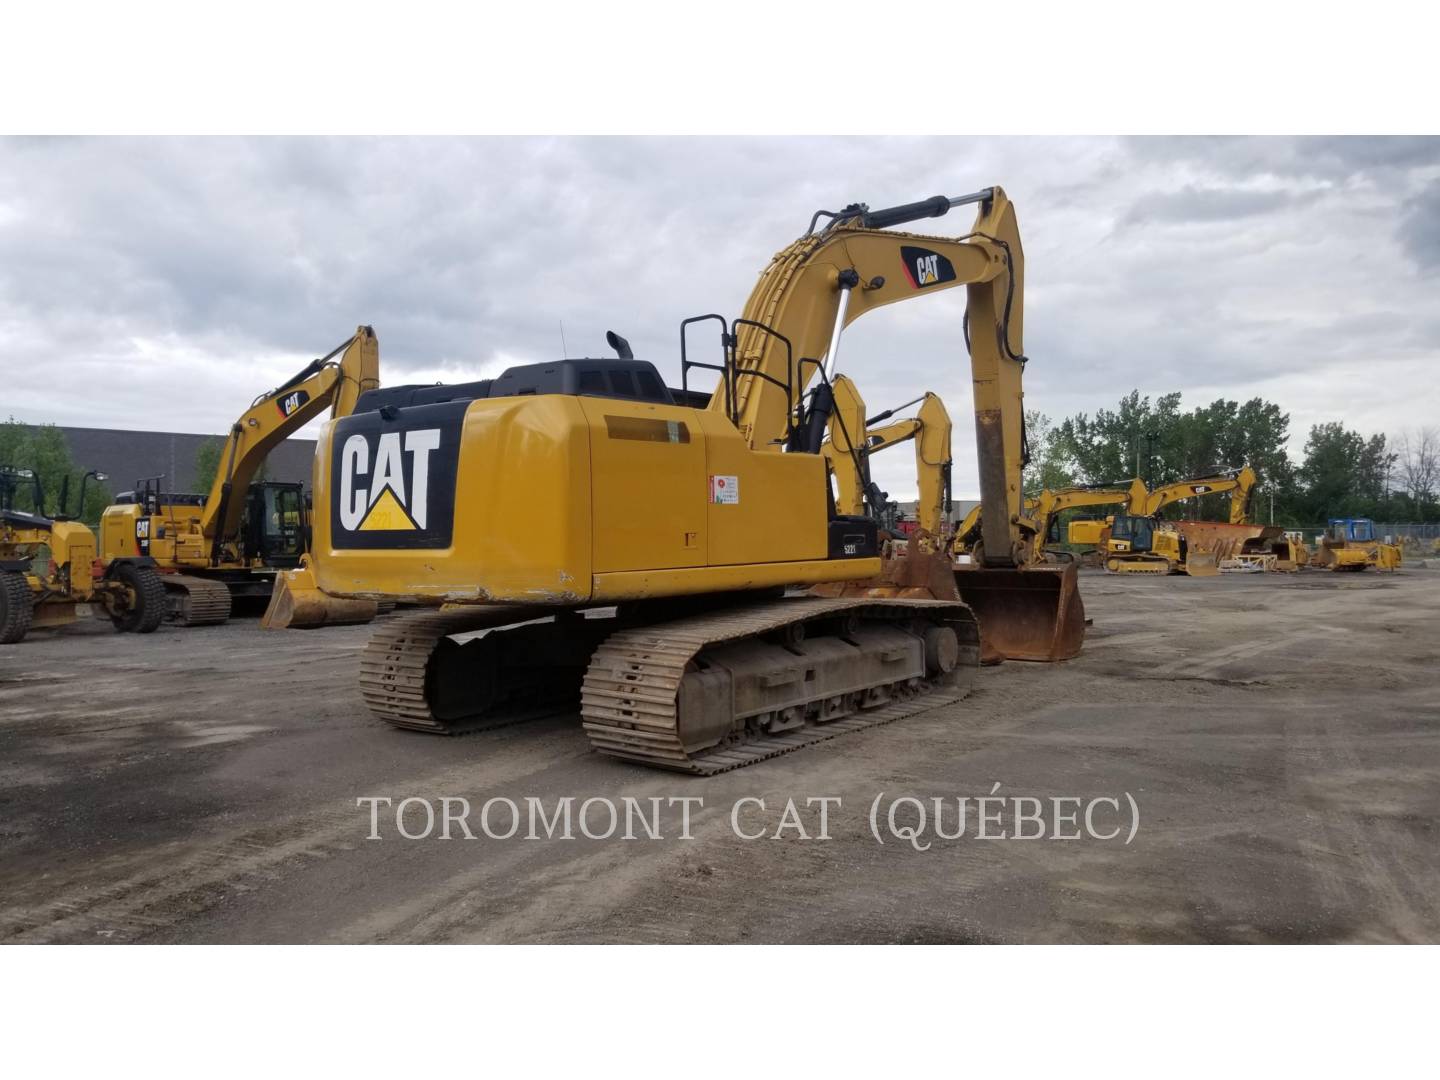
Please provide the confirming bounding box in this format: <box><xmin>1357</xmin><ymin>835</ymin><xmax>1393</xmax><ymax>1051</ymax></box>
<box><xmin>99</xmin><ymin>326</ymin><xmax>381</xmax><ymax>626</ymax></box>
<box><xmin>953</xmin><ymin>479</ymin><xmax>1146</xmax><ymax>565</ymax></box>
<box><xmin>294</xmin><ymin>186</ymin><xmax>1085</xmax><ymax>772</ymax></box>
<box><xmin>821</xmin><ymin>375</ymin><xmax>953</xmax><ymax>540</ymax></box>
<box><xmin>1</xmin><ymin>466</ymin><xmax>165</xmax><ymax>643</ymax></box>
<box><xmin>1101</xmin><ymin>467</ymin><xmax>1257</xmax><ymax>575</ymax></box>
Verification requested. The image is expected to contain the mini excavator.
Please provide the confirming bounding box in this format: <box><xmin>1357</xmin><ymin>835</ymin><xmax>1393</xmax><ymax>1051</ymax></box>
<box><xmin>99</xmin><ymin>327</ymin><xmax>381</xmax><ymax>626</ymax></box>
<box><xmin>298</xmin><ymin>187</ymin><xmax>1086</xmax><ymax>773</ymax></box>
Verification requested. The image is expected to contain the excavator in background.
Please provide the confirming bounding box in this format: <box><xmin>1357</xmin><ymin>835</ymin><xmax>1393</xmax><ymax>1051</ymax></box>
<box><xmin>821</xmin><ymin>375</ymin><xmax>953</xmax><ymax>541</ymax></box>
<box><xmin>291</xmin><ymin>185</ymin><xmax>1085</xmax><ymax>773</ymax></box>
<box><xmin>1136</xmin><ymin>466</ymin><xmax>1256</xmax><ymax>523</ymax></box>
<box><xmin>1048</xmin><ymin>466</ymin><xmax>1258</xmax><ymax>574</ymax></box>
<box><xmin>100</xmin><ymin>326</ymin><xmax>381</xmax><ymax>627</ymax></box>
<box><xmin>1311</xmin><ymin>518</ymin><xmax>1402</xmax><ymax>571</ymax></box>
<box><xmin>1</xmin><ymin>465</ymin><xmax>164</xmax><ymax>643</ymax></box>
<box><xmin>954</xmin><ymin>479</ymin><xmax>1147</xmax><ymax>565</ymax></box>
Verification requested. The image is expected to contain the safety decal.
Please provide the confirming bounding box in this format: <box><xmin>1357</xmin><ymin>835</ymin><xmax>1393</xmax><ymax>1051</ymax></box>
<box><xmin>709</xmin><ymin>475</ymin><xmax>739</xmax><ymax>505</ymax></box>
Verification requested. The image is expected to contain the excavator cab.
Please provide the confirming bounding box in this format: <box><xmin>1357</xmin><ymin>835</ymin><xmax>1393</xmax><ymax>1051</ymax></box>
<box><xmin>1109</xmin><ymin>513</ymin><xmax>1155</xmax><ymax>553</ymax></box>
<box><xmin>243</xmin><ymin>481</ymin><xmax>308</xmax><ymax>568</ymax></box>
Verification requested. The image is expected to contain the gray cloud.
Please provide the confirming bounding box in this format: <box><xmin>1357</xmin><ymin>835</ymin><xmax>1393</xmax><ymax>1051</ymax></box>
<box><xmin>1</xmin><ymin>136</ymin><xmax>1437</xmax><ymax>500</ymax></box>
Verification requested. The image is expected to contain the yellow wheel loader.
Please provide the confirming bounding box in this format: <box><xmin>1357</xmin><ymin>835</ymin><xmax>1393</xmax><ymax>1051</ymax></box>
<box><xmin>1</xmin><ymin>466</ymin><xmax>165</xmax><ymax>643</ymax></box>
<box><xmin>295</xmin><ymin>186</ymin><xmax>1085</xmax><ymax>772</ymax></box>
<box><xmin>98</xmin><ymin>326</ymin><xmax>382</xmax><ymax>628</ymax></box>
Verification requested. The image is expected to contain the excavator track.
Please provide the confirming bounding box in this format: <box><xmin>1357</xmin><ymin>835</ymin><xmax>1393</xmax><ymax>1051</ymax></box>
<box><xmin>581</xmin><ymin>596</ymin><xmax>979</xmax><ymax>775</ymax></box>
<box><xmin>162</xmin><ymin>574</ymin><xmax>233</xmax><ymax>625</ymax></box>
<box><xmin>360</xmin><ymin>604</ymin><xmax>603</xmax><ymax>734</ymax></box>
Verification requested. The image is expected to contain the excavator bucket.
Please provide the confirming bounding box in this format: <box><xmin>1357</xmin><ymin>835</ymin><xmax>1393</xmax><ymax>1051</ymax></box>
<box><xmin>261</xmin><ymin>561</ymin><xmax>378</xmax><ymax>629</ymax></box>
<box><xmin>812</xmin><ymin>538</ymin><xmax>1085</xmax><ymax>664</ymax></box>
<box><xmin>952</xmin><ymin>562</ymin><xmax>1086</xmax><ymax>663</ymax></box>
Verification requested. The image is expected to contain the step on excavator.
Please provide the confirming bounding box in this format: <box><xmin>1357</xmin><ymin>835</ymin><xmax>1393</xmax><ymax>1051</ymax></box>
<box><xmin>296</xmin><ymin>187</ymin><xmax>1085</xmax><ymax>772</ymax></box>
<box><xmin>98</xmin><ymin>326</ymin><xmax>382</xmax><ymax>627</ymax></box>
<box><xmin>1</xmin><ymin>466</ymin><xmax>165</xmax><ymax>643</ymax></box>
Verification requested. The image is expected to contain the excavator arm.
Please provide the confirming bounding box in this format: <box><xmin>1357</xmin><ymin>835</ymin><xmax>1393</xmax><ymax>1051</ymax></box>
<box><xmin>721</xmin><ymin>188</ymin><xmax>1031</xmax><ymax>568</ymax></box>
<box><xmin>822</xmin><ymin>377</ymin><xmax>953</xmax><ymax>536</ymax></box>
<box><xmin>1142</xmin><ymin>466</ymin><xmax>1257</xmax><ymax>524</ymax></box>
<box><xmin>201</xmin><ymin>326</ymin><xmax>380</xmax><ymax>555</ymax></box>
<box><xmin>755</xmin><ymin>188</ymin><xmax>1081</xmax><ymax>661</ymax></box>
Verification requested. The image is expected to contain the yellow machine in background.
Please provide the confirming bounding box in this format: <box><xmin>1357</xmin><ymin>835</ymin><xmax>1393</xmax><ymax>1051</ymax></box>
<box><xmin>1311</xmin><ymin>518</ymin><xmax>1401</xmax><ymax>572</ymax></box>
<box><xmin>101</xmin><ymin>326</ymin><xmax>381</xmax><ymax>627</ymax></box>
<box><xmin>1103</xmin><ymin>513</ymin><xmax>1219</xmax><ymax>575</ymax></box>
<box><xmin>821</xmin><ymin>375</ymin><xmax>953</xmax><ymax>539</ymax></box>
<box><xmin>293</xmin><ymin>185</ymin><xmax>1085</xmax><ymax>772</ymax></box>
<box><xmin>1</xmin><ymin>466</ymin><xmax>164</xmax><ymax>643</ymax></box>
<box><xmin>1136</xmin><ymin>466</ymin><xmax>1256</xmax><ymax>524</ymax></box>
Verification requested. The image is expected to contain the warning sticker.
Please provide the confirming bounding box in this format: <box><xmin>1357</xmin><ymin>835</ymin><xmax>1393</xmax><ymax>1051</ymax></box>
<box><xmin>709</xmin><ymin>475</ymin><xmax>739</xmax><ymax>505</ymax></box>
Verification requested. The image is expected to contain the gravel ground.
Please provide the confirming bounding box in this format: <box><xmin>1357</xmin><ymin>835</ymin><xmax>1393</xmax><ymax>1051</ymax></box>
<box><xmin>1</xmin><ymin>567</ymin><xmax>1436</xmax><ymax>943</ymax></box>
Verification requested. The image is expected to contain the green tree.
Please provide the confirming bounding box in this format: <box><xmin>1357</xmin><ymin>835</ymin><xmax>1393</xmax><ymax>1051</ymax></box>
<box><xmin>1022</xmin><ymin>411</ymin><xmax>1075</xmax><ymax>498</ymax></box>
<box><xmin>1051</xmin><ymin>390</ymin><xmax>1297</xmax><ymax>523</ymax></box>
<box><xmin>193</xmin><ymin>437</ymin><xmax>266</xmax><ymax>494</ymax></box>
<box><xmin>194</xmin><ymin>438</ymin><xmax>225</xmax><ymax>493</ymax></box>
<box><xmin>1300</xmin><ymin>423</ymin><xmax>1394</xmax><ymax>521</ymax></box>
<box><xmin>0</xmin><ymin>417</ymin><xmax>112</xmax><ymax>523</ymax></box>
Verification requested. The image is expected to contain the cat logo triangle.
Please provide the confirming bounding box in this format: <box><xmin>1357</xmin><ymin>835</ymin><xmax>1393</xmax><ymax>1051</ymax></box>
<box><xmin>358</xmin><ymin>486</ymin><xmax>417</xmax><ymax>531</ymax></box>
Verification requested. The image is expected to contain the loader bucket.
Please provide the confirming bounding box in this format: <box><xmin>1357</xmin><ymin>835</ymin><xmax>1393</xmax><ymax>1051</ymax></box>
<box><xmin>261</xmin><ymin>564</ymin><xmax>378</xmax><ymax>629</ymax></box>
<box><xmin>952</xmin><ymin>562</ymin><xmax>1086</xmax><ymax>664</ymax></box>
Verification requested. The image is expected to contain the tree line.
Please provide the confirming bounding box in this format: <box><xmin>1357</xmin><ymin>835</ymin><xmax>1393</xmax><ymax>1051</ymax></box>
<box><xmin>1024</xmin><ymin>391</ymin><xmax>1439</xmax><ymax>526</ymax></box>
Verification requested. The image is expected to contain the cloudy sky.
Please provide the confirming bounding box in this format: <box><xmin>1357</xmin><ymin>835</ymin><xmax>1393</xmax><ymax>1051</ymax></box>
<box><xmin>2</xmin><ymin>136</ymin><xmax>1437</xmax><ymax>499</ymax></box>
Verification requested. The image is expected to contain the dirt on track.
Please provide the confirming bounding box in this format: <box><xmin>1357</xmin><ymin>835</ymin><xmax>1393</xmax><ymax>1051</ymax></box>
<box><xmin>1</xmin><ymin>568</ymin><xmax>1437</xmax><ymax>944</ymax></box>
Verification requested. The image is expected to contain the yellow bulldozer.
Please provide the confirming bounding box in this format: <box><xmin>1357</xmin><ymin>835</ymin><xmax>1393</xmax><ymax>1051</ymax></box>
<box><xmin>1</xmin><ymin>465</ymin><xmax>165</xmax><ymax>643</ymax></box>
<box><xmin>285</xmin><ymin>185</ymin><xmax>1086</xmax><ymax>772</ymax></box>
<box><xmin>99</xmin><ymin>326</ymin><xmax>382</xmax><ymax>627</ymax></box>
<box><xmin>1310</xmin><ymin>518</ymin><xmax>1402</xmax><ymax>572</ymax></box>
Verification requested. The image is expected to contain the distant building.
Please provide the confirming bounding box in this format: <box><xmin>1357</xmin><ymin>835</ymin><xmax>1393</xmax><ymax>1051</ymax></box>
<box><xmin>894</xmin><ymin>498</ymin><xmax>980</xmax><ymax>525</ymax></box>
<box><xmin>43</xmin><ymin>426</ymin><xmax>317</xmax><ymax>495</ymax></box>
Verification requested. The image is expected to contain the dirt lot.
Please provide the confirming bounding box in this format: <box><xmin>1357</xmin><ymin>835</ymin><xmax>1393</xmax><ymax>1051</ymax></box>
<box><xmin>1</xmin><ymin>568</ymin><xmax>1437</xmax><ymax>944</ymax></box>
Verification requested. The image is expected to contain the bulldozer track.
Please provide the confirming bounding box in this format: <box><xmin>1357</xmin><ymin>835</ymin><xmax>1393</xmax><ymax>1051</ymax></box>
<box><xmin>163</xmin><ymin>574</ymin><xmax>232</xmax><ymax>625</ymax></box>
<box><xmin>581</xmin><ymin>596</ymin><xmax>978</xmax><ymax>774</ymax></box>
<box><xmin>359</xmin><ymin>605</ymin><xmax>537</xmax><ymax>733</ymax></box>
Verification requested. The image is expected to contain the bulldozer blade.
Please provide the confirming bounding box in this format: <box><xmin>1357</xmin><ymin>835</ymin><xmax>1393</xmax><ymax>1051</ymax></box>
<box><xmin>953</xmin><ymin>562</ymin><xmax>1086</xmax><ymax>663</ymax></box>
<box><xmin>261</xmin><ymin>566</ymin><xmax>378</xmax><ymax>629</ymax></box>
<box><xmin>1181</xmin><ymin>552</ymin><xmax>1220</xmax><ymax>577</ymax></box>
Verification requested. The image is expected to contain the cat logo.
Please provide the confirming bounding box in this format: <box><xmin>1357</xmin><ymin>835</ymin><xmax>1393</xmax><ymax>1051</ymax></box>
<box><xmin>1193</xmin><ymin>485</ymin><xmax>1213</xmax><ymax>494</ymax></box>
<box><xmin>339</xmin><ymin>429</ymin><xmax>441</xmax><ymax>532</ymax></box>
<box><xmin>899</xmin><ymin>245</ymin><xmax>957</xmax><ymax>290</ymax></box>
<box><xmin>330</xmin><ymin>401</ymin><xmax>465</xmax><ymax>550</ymax></box>
<box><xmin>277</xmin><ymin>389</ymin><xmax>311</xmax><ymax>418</ymax></box>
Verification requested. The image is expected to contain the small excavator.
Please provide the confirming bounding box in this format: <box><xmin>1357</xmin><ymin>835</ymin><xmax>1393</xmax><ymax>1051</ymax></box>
<box><xmin>99</xmin><ymin>326</ymin><xmax>381</xmax><ymax>627</ymax></box>
<box><xmin>1</xmin><ymin>465</ymin><xmax>165</xmax><ymax>643</ymax></box>
<box><xmin>294</xmin><ymin>186</ymin><xmax>1085</xmax><ymax>772</ymax></box>
<box><xmin>1101</xmin><ymin>467</ymin><xmax>1257</xmax><ymax>575</ymax></box>
<box><xmin>821</xmin><ymin>375</ymin><xmax>953</xmax><ymax>540</ymax></box>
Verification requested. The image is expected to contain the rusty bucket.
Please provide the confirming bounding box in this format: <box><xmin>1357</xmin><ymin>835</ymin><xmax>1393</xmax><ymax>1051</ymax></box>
<box><xmin>812</xmin><ymin>538</ymin><xmax>1085</xmax><ymax>664</ymax></box>
<box><xmin>953</xmin><ymin>561</ymin><xmax>1086</xmax><ymax>663</ymax></box>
